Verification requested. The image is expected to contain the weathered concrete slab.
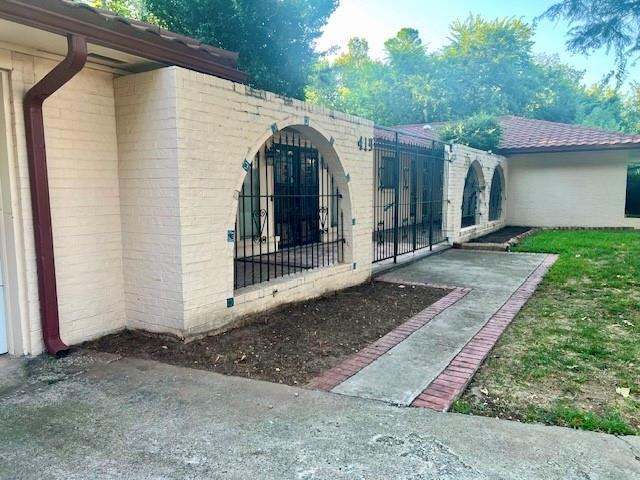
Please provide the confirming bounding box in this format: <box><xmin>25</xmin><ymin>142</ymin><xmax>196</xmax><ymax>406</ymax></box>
<box><xmin>0</xmin><ymin>354</ymin><xmax>637</xmax><ymax>479</ymax></box>
<box><xmin>333</xmin><ymin>250</ymin><xmax>547</xmax><ymax>405</ymax></box>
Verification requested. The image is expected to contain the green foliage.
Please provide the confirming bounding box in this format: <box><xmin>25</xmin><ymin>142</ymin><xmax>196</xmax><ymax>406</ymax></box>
<box><xmin>307</xmin><ymin>16</ymin><xmax>640</xmax><ymax>133</ymax></box>
<box><xmin>456</xmin><ymin>230</ymin><xmax>640</xmax><ymax>434</ymax></box>
<box><xmin>439</xmin><ymin>114</ymin><xmax>503</xmax><ymax>151</ymax></box>
<box><xmin>542</xmin><ymin>0</ymin><xmax>640</xmax><ymax>80</ymax></box>
<box><xmin>143</xmin><ymin>0</ymin><xmax>338</xmax><ymax>99</ymax></box>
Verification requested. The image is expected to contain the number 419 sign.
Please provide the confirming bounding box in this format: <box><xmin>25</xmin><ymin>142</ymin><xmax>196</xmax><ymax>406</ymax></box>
<box><xmin>357</xmin><ymin>136</ymin><xmax>374</xmax><ymax>152</ymax></box>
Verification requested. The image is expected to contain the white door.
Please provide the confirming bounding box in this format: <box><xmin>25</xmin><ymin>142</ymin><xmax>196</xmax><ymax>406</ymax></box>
<box><xmin>0</xmin><ymin>257</ymin><xmax>6</xmax><ymax>354</ymax></box>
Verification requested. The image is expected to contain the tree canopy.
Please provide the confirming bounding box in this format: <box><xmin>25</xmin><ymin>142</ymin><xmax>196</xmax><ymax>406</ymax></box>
<box><xmin>143</xmin><ymin>0</ymin><xmax>338</xmax><ymax>99</ymax></box>
<box><xmin>306</xmin><ymin>16</ymin><xmax>640</xmax><ymax>132</ymax></box>
<box><xmin>541</xmin><ymin>0</ymin><xmax>640</xmax><ymax>80</ymax></box>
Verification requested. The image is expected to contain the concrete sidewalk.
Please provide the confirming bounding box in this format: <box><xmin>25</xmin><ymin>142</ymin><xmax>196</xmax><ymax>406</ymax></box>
<box><xmin>333</xmin><ymin>250</ymin><xmax>548</xmax><ymax>405</ymax></box>
<box><xmin>0</xmin><ymin>352</ymin><xmax>638</xmax><ymax>479</ymax></box>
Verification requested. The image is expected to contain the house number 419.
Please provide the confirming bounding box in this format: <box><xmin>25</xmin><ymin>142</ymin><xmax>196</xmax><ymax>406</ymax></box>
<box><xmin>357</xmin><ymin>136</ymin><xmax>374</xmax><ymax>151</ymax></box>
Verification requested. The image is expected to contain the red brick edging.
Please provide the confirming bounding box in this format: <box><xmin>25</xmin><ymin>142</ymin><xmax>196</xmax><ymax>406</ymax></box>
<box><xmin>411</xmin><ymin>254</ymin><xmax>559</xmax><ymax>411</ymax></box>
<box><xmin>306</xmin><ymin>284</ymin><xmax>472</xmax><ymax>392</ymax></box>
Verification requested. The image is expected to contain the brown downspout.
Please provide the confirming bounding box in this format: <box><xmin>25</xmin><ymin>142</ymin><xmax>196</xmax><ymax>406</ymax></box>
<box><xmin>23</xmin><ymin>34</ymin><xmax>87</xmax><ymax>356</ymax></box>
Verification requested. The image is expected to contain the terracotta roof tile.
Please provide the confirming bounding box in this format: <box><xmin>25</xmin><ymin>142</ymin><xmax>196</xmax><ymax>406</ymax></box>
<box><xmin>393</xmin><ymin>116</ymin><xmax>640</xmax><ymax>153</ymax></box>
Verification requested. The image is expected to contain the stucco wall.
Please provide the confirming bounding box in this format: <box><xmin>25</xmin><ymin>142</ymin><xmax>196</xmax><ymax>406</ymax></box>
<box><xmin>445</xmin><ymin>144</ymin><xmax>508</xmax><ymax>243</ymax></box>
<box><xmin>507</xmin><ymin>150</ymin><xmax>640</xmax><ymax>228</ymax></box>
<box><xmin>1</xmin><ymin>48</ymin><xmax>126</xmax><ymax>354</ymax></box>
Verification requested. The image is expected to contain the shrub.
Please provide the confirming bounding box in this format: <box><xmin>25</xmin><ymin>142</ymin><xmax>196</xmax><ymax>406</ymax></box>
<box><xmin>439</xmin><ymin>114</ymin><xmax>503</xmax><ymax>151</ymax></box>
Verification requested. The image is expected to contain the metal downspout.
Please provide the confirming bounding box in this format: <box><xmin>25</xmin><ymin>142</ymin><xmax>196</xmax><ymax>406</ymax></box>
<box><xmin>23</xmin><ymin>34</ymin><xmax>87</xmax><ymax>356</ymax></box>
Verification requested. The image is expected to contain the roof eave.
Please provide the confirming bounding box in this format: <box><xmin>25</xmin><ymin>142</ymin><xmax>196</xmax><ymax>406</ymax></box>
<box><xmin>499</xmin><ymin>143</ymin><xmax>640</xmax><ymax>155</ymax></box>
<box><xmin>0</xmin><ymin>0</ymin><xmax>248</xmax><ymax>83</ymax></box>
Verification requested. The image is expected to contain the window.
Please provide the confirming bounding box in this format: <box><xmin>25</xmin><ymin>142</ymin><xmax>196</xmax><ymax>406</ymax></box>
<box><xmin>461</xmin><ymin>166</ymin><xmax>480</xmax><ymax>228</ymax></box>
<box><xmin>378</xmin><ymin>156</ymin><xmax>396</xmax><ymax>189</ymax></box>
<box><xmin>626</xmin><ymin>163</ymin><xmax>640</xmax><ymax>217</ymax></box>
<box><xmin>488</xmin><ymin>168</ymin><xmax>503</xmax><ymax>221</ymax></box>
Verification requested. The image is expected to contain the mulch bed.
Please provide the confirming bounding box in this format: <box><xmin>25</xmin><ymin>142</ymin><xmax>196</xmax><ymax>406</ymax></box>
<box><xmin>83</xmin><ymin>281</ymin><xmax>448</xmax><ymax>386</ymax></box>
<box><xmin>469</xmin><ymin>226</ymin><xmax>532</xmax><ymax>244</ymax></box>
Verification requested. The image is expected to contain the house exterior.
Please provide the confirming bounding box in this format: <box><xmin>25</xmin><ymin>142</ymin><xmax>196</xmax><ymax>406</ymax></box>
<box><xmin>397</xmin><ymin>116</ymin><xmax>640</xmax><ymax>231</ymax></box>
<box><xmin>0</xmin><ymin>0</ymin><xmax>380</xmax><ymax>356</ymax></box>
<box><xmin>2</xmin><ymin>2</ymin><xmax>634</xmax><ymax>358</ymax></box>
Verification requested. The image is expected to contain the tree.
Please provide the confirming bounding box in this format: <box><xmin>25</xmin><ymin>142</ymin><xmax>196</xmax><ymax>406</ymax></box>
<box><xmin>541</xmin><ymin>0</ymin><xmax>640</xmax><ymax>79</ymax></box>
<box><xmin>437</xmin><ymin>16</ymin><xmax>539</xmax><ymax>120</ymax></box>
<box><xmin>439</xmin><ymin>114</ymin><xmax>503</xmax><ymax>151</ymax></box>
<box><xmin>143</xmin><ymin>0</ymin><xmax>338</xmax><ymax>99</ymax></box>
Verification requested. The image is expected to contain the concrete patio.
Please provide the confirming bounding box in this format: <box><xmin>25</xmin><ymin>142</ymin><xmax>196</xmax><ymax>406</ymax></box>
<box><xmin>0</xmin><ymin>351</ymin><xmax>638</xmax><ymax>479</ymax></box>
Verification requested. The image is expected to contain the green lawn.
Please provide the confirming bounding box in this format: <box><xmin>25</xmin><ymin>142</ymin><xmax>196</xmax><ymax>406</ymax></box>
<box><xmin>453</xmin><ymin>229</ymin><xmax>640</xmax><ymax>435</ymax></box>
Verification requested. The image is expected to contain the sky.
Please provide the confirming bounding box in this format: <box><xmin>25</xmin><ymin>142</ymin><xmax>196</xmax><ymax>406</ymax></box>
<box><xmin>317</xmin><ymin>0</ymin><xmax>639</xmax><ymax>88</ymax></box>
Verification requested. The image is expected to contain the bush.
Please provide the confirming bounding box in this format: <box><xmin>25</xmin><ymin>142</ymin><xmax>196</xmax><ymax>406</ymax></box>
<box><xmin>439</xmin><ymin>114</ymin><xmax>503</xmax><ymax>151</ymax></box>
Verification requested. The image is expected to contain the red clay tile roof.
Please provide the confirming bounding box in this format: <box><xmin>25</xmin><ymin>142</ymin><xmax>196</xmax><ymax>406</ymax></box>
<box><xmin>394</xmin><ymin>116</ymin><xmax>640</xmax><ymax>153</ymax></box>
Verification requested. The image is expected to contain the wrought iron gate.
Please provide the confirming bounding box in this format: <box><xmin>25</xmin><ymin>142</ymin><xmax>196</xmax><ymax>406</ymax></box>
<box><xmin>373</xmin><ymin>127</ymin><xmax>447</xmax><ymax>263</ymax></box>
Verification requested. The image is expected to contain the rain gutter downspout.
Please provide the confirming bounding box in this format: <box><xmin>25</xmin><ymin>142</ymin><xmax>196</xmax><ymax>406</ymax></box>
<box><xmin>23</xmin><ymin>34</ymin><xmax>87</xmax><ymax>356</ymax></box>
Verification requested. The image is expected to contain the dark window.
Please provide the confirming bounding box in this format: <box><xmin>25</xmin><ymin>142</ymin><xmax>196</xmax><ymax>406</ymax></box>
<box><xmin>626</xmin><ymin>163</ymin><xmax>640</xmax><ymax>217</ymax></box>
<box><xmin>379</xmin><ymin>156</ymin><xmax>396</xmax><ymax>189</ymax></box>
<box><xmin>488</xmin><ymin>168</ymin><xmax>503</xmax><ymax>221</ymax></box>
<box><xmin>461</xmin><ymin>166</ymin><xmax>479</xmax><ymax>228</ymax></box>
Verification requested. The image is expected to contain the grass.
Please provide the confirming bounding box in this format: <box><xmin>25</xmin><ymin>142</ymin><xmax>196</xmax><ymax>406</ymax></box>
<box><xmin>456</xmin><ymin>229</ymin><xmax>640</xmax><ymax>435</ymax></box>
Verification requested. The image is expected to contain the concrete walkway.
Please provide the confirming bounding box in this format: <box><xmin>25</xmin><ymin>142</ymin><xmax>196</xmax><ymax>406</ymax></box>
<box><xmin>0</xmin><ymin>352</ymin><xmax>638</xmax><ymax>479</ymax></box>
<box><xmin>333</xmin><ymin>249</ymin><xmax>548</xmax><ymax>405</ymax></box>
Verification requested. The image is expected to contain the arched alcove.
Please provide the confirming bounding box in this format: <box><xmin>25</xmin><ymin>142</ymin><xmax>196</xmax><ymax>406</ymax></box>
<box><xmin>232</xmin><ymin>126</ymin><xmax>351</xmax><ymax>290</ymax></box>
<box><xmin>461</xmin><ymin>161</ymin><xmax>485</xmax><ymax>228</ymax></box>
<box><xmin>488</xmin><ymin>165</ymin><xmax>505</xmax><ymax>221</ymax></box>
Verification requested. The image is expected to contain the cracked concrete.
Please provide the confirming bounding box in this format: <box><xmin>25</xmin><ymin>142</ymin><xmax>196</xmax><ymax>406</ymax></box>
<box><xmin>0</xmin><ymin>351</ymin><xmax>637</xmax><ymax>479</ymax></box>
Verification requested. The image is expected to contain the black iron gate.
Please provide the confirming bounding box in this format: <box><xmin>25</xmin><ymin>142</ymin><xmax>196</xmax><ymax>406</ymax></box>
<box><xmin>373</xmin><ymin>127</ymin><xmax>447</xmax><ymax>263</ymax></box>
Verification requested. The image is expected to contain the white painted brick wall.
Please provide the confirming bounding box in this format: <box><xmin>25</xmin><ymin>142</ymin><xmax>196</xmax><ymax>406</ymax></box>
<box><xmin>507</xmin><ymin>150</ymin><xmax>640</xmax><ymax>228</ymax></box>
<box><xmin>115</xmin><ymin>67</ymin><xmax>374</xmax><ymax>338</ymax></box>
<box><xmin>445</xmin><ymin>144</ymin><xmax>508</xmax><ymax>243</ymax></box>
<box><xmin>3</xmin><ymin>49</ymin><xmax>126</xmax><ymax>354</ymax></box>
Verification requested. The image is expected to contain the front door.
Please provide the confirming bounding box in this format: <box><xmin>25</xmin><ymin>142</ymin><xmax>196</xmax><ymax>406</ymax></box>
<box><xmin>271</xmin><ymin>140</ymin><xmax>320</xmax><ymax>249</ymax></box>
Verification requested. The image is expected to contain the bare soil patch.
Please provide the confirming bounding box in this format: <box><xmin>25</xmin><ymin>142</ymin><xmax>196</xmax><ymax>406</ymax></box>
<box><xmin>469</xmin><ymin>226</ymin><xmax>532</xmax><ymax>244</ymax></box>
<box><xmin>83</xmin><ymin>281</ymin><xmax>448</xmax><ymax>386</ymax></box>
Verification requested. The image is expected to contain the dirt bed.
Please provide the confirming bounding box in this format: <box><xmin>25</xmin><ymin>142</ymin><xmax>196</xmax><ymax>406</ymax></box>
<box><xmin>469</xmin><ymin>226</ymin><xmax>532</xmax><ymax>244</ymax></box>
<box><xmin>84</xmin><ymin>281</ymin><xmax>448</xmax><ymax>386</ymax></box>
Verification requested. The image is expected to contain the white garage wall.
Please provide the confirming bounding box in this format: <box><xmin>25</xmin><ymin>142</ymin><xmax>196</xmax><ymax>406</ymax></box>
<box><xmin>507</xmin><ymin>150</ymin><xmax>640</xmax><ymax>229</ymax></box>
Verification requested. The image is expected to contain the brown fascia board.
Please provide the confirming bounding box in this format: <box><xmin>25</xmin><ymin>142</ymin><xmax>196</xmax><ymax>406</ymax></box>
<box><xmin>0</xmin><ymin>0</ymin><xmax>247</xmax><ymax>83</ymax></box>
<box><xmin>499</xmin><ymin>143</ymin><xmax>640</xmax><ymax>155</ymax></box>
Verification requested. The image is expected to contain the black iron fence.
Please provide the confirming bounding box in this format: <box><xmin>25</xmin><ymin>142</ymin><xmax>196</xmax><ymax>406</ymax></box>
<box><xmin>373</xmin><ymin>126</ymin><xmax>448</xmax><ymax>263</ymax></box>
<box><xmin>234</xmin><ymin>130</ymin><xmax>345</xmax><ymax>290</ymax></box>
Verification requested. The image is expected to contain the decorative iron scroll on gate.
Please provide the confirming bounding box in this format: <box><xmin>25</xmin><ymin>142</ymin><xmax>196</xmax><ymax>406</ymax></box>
<box><xmin>372</xmin><ymin>126</ymin><xmax>447</xmax><ymax>263</ymax></box>
<box><xmin>234</xmin><ymin>130</ymin><xmax>345</xmax><ymax>290</ymax></box>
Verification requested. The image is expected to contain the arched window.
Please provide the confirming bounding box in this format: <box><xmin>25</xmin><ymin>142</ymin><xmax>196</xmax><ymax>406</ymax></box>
<box><xmin>488</xmin><ymin>167</ymin><xmax>504</xmax><ymax>221</ymax></box>
<box><xmin>235</xmin><ymin>128</ymin><xmax>346</xmax><ymax>290</ymax></box>
<box><xmin>461</xmin><ymin>166</ymin><xmax>480</xmax><ymax>228</ymax></box>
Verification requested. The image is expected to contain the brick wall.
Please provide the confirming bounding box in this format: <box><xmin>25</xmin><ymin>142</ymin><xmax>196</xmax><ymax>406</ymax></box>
<box><xmin>507</xmin><ymin>150</ymin><xmax>640</xmax><ymax>228</ymax></box>
<box><xmin>445</xmin><ymin>144</ymin><xmax>508</xmax><ymax>243</ymax></box>
<box><xmin>115</xmin><ymin>67</ymin><xmax>374</xmax><ymax>338</ymax></box>
<box><xmin>115</xmin><ymin>68</ymin><xmax>185</xmax><ymax>335</ymax></box>
<box><xmin>2</xmin><ymin>48</ymin><xmax>126</xmax><ymax>354</ymax></box>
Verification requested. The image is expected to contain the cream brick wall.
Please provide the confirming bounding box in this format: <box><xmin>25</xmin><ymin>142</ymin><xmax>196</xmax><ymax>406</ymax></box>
<box><xmin>115</xmin><ymin>67</ymin><xmax>374</xmax><ymax>338</ymax></box>
<box><xmin>1</xmin><ymin>48</ymin><xmax>126</xmax><ymax>354</ymax></box>
<box><xmin>115</xmin><ymin>68</ymin><xmax>185</xmax><ymax>335</ymax></box>
<box><xmin>445</xmin><ymin>144</ymin><xmax>508</xmax><ymax>243</ymax></box>
<box><xmin>507</xmin><ymin>150</ymin><xmax>640</xmax><ymax>228</ymax></box>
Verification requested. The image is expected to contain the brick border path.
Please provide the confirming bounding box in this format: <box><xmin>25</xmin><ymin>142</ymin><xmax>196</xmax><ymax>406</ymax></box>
<box><xmin>306</xmin><ymin>284</ymin><xmax>471</xmax><ymax>392</ymax></box>
<box><xmin>411</xmin><ymin>254</ymin><xmax>558</xmax><ymax>411</ymax></box>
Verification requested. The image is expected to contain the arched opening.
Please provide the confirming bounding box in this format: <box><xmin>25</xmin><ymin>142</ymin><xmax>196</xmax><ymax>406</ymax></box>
<box><xmin>461</xmin><ymin>162</ymin><xmax>483</xmax><ymax>228</ymax></box>
<box><xmin>234</xmin><ymin>127</ymin><xmax>346</xmax><ymax>290</ymax></box>
<box><xmin>488</xmin><ymin>166</ymin><xmax>504</xmax><ymax>221</ymax></box>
